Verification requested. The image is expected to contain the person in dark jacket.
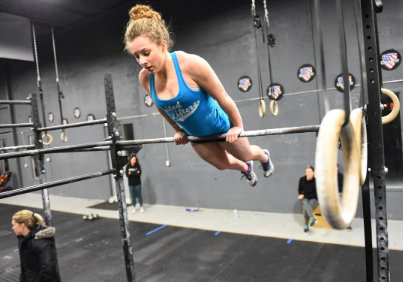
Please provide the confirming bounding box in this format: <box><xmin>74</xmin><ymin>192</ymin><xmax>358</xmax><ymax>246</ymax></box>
<box><xmin>126</xmin><ymin>155</ymin><xmax>144</xmax><ymax>213</ymax></box>
<box><xmin>11</xmin><ymin>209</ymin><xmax>60</xmax><ymax>282</ymax></box>
<box><xmin>298</xmin><ymin>165</ymin><xmax>318</xmax><ymax>232</ymax></box>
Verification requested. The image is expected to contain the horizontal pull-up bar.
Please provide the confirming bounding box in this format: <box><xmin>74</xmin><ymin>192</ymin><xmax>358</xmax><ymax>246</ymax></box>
<box><xmin>0</xmin><ymin>123</ymin><xmax>34</xmax><ymax>129</ymax></box>
<box><xmin>0</xmin><ymin>144</ymin><xmax>35</xmax><ymax>152</ymax></box>
<box><xmin>0</xmin><ymin>125</ymin><xmax>319</xmax><ymax>160</ymax></box>
<box><xmin>0</xmin><ymin>100</ymin><xmax>32</xmax><ymax>105</ymax></box>
<box><xmin>118</xmin><ymin>125</ymin><xmax>320</xmax><ymax>145</ymax></box>
<box><xmin>0</xmin><ymin>169</ymin><xmax>115</xmax><ymax>199</ymax></box>
<box><xmin>36</xmin><ymin>118</ymin><xmax>107</xmax><ymax>132</ymax></box>
<box><xmin>0</xmin><ymin>141</ymin><xmax>113</xmax><ymax>160</ymax></box>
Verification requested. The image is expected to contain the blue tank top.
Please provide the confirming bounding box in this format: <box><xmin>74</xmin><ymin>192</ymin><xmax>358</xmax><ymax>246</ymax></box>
<box><xmin>149</xmin><ymin>52</ymin><xmax>230</xmax><ymax>137</ymax></box>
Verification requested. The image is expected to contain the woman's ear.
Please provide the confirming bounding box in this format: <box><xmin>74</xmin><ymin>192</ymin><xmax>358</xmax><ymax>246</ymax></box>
<box><xmin>161</xmin><ymin>40</ymin><xmax>167</xmax><ymax>51</ymax></box>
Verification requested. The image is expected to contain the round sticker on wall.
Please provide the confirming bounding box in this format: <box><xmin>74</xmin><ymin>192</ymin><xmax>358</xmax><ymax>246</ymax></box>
<box><xmin>297</xmin><ymin>64</ymin><xmax>316</xmax><ymax>83</ymax></box>
<box><xmin>48</xmin><ymin>112</ymin><xmax>54</xmax><ymax>123</ymax></box>
<box><xmin>266</xmin><ymin>83</ymin><xmax>284</xmax><ymax>101</ymax></box>
<box><xmin>237</xmin><ymin>76</ymin><xmax>253</xmax><ymax>92</ymax></box>
<box><xmin>87</xmin><ymin>114</ymin><xmax>95</xmax><ymax>121</ymax></box>
<box><xmin>380</xmin><ymin>49</ymin><xmax>401</xmax><ymax>71</ymax></box>
<box><xmin>144</xmin><ymin>95</ymin><xmax>153</xmax><ymax>107</ymax></box>
<box><xmin>335</xmin><ymin>73</ymin><xmax>356</xmax><ymax>92</ymax></box>
<box><xmin>73</xmin><ymin>107</ymin><xmax>81</xmax><ymax>119</ymax></box>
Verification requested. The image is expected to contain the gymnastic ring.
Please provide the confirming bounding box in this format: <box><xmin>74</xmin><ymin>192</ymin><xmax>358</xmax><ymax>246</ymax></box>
<box><xmin>381</xmin><ymin>88</ymin><xmax>400</xmax><ymax>124</ymax></box>
<box><xmin>60</xmin><ymin>132</ymin><xmax>68</xmax><ymax>143</ymax></box>
<box><xmin>42</xmin><ymin>134</ymin><xmax>53</xmax><ymax>146</ymax></box>
<box><xmin>259</xmin><ymin>99</ymin><xmax>266</xmax><ymax>117</ymax></box>
<box><xmin>315</xmin><ymin>109</ymin><xmax>360</xmax><ymax>229</ymax></box>
<box><xmin>270</xmin><ymin>100</ymin><xmax>278</xmax><ymax>116</ymax></box>
<box><xmin>350</xmin><ymin>108</ymin><xmax>368</xmax><ymax>184</ymax></box>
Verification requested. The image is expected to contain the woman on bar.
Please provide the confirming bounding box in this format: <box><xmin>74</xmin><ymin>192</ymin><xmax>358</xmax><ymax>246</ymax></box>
<box><xmin>124</xmin><ymin>4</ymin><xmax>274</xmax><ymax>187</ymax></box>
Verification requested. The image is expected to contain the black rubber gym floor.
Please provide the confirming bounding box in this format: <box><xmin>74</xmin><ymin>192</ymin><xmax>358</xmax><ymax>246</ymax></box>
<box><xmin>1</xmin><ymin>203</ymin><xmax>403</xmax><ymax>282</ymax></box>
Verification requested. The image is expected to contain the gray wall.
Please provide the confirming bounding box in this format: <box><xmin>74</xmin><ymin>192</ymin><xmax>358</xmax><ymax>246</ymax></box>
<box><xmin>1</xmin><ymin>0</ymin><xmax>402</xmax><ymax>219</ymax></box>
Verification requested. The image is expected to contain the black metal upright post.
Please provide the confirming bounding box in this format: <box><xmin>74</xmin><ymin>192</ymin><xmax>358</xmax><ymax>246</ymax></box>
<box><xmin>104</xmin><ymin>73</ymin><xmax>135</xmax><ymax>282</ymax></box>
<box><xmin>360</xmin><ymin>0</ymin><xmax>389</xmax><ymax>281</ymax></box>
<box><xmin>31</xmin><ymin>93</ymin><xmax>52</xmax><ymax>225</ymax></box>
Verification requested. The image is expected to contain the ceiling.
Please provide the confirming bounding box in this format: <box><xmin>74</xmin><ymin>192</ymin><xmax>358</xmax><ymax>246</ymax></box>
<box><xmin>0</xmin><ymin>0</ymin><xmax>131</xmax><ymax>36</ymax></box>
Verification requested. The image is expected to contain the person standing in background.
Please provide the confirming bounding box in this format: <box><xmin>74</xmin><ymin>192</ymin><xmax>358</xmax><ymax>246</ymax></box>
<box><xmin>126</xmin><ymin>155</ymin><xmax>144</xmax><ymax>213</ymax></box>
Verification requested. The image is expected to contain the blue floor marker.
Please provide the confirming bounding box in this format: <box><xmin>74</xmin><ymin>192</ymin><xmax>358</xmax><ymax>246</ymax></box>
<box><xmin>287</xmin><ymin>238</ymin><xmax>293</xmax><ymax>244</ymax></box>
<box><xmin>214</xmin><ymin>231</ymin><xmax>221</xmax><ymax>236</ymax></box>
<box><xmin>14</xmin><ymin>248</ymin><xmax>19</xmax><ymax>252</ymax></box>
<box><xmin>146</xmin><ymin>224</ymin><xmax>167</xmax><ymax>236</ymax></box>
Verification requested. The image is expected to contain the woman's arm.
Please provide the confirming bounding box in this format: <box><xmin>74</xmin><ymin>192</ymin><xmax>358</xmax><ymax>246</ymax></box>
<box><xmin>181</xmin><ymin>53</ymin><xmax>244</xmax><ymax>143</ymax></box>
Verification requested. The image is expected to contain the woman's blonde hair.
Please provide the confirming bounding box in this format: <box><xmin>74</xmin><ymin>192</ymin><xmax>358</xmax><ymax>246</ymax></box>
<box><xmin>124</xmin><ymin>5</ymin><xmax>173</xmax><ymax>53</ymax></box>
<box><xmin>12</xmin><ymin>209</ymin><xmax>45</xmax><ymax>230</ymax></box>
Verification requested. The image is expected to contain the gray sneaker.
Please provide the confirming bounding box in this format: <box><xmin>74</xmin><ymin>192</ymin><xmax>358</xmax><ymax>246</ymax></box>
<box><xmin>261</xmin><ymin>149</ymin><xmax>274</xmax><ymax>178</ymax></box>
<box><xmin>241</xmin><ymin>161</ymin><xmax>258</xmax><ymax>187</ymax></box>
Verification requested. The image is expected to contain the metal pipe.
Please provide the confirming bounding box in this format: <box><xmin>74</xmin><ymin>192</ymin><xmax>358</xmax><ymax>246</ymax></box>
<box><xmin>0</xmin><ymin>144</ymin><xmax>35</xmax><ymax>151</ymax></box>
<box><xmin>0</xmin><ymin>100</ymin><xmax>32</xmax><ymax>105</ymax></box>
<box><xmin>0</xmin><ymin>169</ymin><xmax>114</xmax><ymax>199</ymax></box>
<box><xmin>0</xmin><ymin>123</ymin><xmax>34</xmax><ymax>129</ymax></box>
<box><xmin>36</xmin><ymin>118</ymin><xmax>107</xmax><ymax>132</ymax></box>
<box><xmin>117</xmin><ymin>125</ymin><xmax>320</xmax><ymax>145</ymax></box>
<box><xmin>0</xmin><ymin>141</ymin><xmax>113</xmax><ymax>160</ymax></box>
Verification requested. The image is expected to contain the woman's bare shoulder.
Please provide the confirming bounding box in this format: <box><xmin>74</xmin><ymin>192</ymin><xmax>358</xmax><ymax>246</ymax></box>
<box><xmin>138</xmin><ymin>68</ymin><xmax>150</xmax><ymax>92</ymax></box>
<box><xmin>175</xmin><ymin>51</ymin><xmax>209</xmax><ymax>73</ymax></box>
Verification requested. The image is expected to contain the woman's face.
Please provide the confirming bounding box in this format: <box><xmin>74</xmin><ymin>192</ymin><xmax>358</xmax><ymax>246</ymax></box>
<box><xmin>130</xmin><ymin>156</ymin><xmax>137</xmax><ymax>165</ymax></box>
<box><xmin>129</xmin><ymin>35</ymin><xmax>166</xmax><ymax>74</ymax></box>
<box><xmin>305</xmin><ymin>168</ymin><xmax>314</xmax><ymax>181</ymax></box>
<box><xmin>11</xmin><ymin>220</ymin><xmax>28</xmax><ymax>236</ymax></box>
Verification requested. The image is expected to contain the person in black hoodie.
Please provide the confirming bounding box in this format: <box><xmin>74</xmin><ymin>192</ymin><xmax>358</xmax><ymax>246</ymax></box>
<box><xmin>298</xmin><ymin>165</ymin><xmax>318</xmax><ymax>232</ymax></box>
<box><xmin>11</xmin><ymin>209</ymin><xmax>60</xmax><ymax>282</ymax></box>
<box><xmin>126</xmin><ymin>155</ymin><xmax>144</xmax><ymax>213</ymax></box>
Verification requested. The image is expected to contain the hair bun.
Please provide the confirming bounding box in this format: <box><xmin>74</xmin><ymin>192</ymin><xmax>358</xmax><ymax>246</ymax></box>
<box><xmin>129</xmin><ymin>5</ymin><xmax>162</xmax><ymax>23</ymax></box>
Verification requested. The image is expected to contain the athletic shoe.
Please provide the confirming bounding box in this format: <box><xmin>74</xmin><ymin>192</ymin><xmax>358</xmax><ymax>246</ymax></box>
<box><xmin>140</xmin><ymin>207</ymin><xmax>144</xmax><ymax>213</ymax></box>
<box><xmin>241</xmin><ymin>161</ymin><xmax>258</xmax><ymax>187</ymax></box>
<box><xmin>132</xmin><ymin>207</ymin><xmax>136</xmax><ymax>214</ymax></box>
<box><xmin>309</xmin><ymin>217</ymin><xmax>318</xmax><ymax>227</ymax></box>
<box><xmin>261</xmin><ymin>149</ymin><xmax>274</xmax><ymax>178</ymax></box>
<box><xmin>304</xmin><ymin>224</ymin><xmax>309</xmax><ymax>232</ymax></box>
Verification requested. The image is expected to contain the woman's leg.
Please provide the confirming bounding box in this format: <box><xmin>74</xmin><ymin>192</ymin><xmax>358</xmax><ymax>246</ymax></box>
<box><xmin>191</xmin><ymin>141</ymin><xmax>258</xmax><ymax>186</ymax></box>
<box><xmin>219</xmin><ymin>137</ymin><xmax>268</xmax><ymax>163</ymax></box>
<box><xmin>191</xmin><ymin>142</ymin><xmax>248</xmax><ymax>171</ymax></box>
<box><xmin>135</xmin><ymin>184</ymin><xmax>143</xmax><ymax>207</ymax></box>
<box><xmin>129</xmin><ymin>185</ymin><xmax>136</xmax><ymax>207</ymax></box>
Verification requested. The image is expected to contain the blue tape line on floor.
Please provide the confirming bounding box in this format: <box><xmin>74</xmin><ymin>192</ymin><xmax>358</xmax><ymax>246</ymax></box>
<box><xmin>287</xmin><ymin>238</ymin><xmax>293</xmax><ymax>244</ymax></box>
<box><xmin>214</xmin><ymin>231</ymin><xmax>221</xmax><ymax>236</ymax></box>
<box><xmin>146</xmin><ymin>224</ymin><xmax>167</xmax><ymax>236</ymax></box>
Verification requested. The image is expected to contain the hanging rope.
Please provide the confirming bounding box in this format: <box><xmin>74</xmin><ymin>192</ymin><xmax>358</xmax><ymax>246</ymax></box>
<box><xmin>251</xmin><ymin>0</ymin><xmax>266</xmax><ymax>117</ymax></box>
<box><xmin>51</xmin><ymin>26</ymin><xmax>68</xmax><ymax>142</ymax></box>
<box><xmin>262</xmin><ymin>0</ymin><xmax>274</xmax><ymax>85</ymax></box>
<box><xmin>312</xmin><ymin>0</ymin><xmax>330</xmax><ymax>114</ymax></box>
<box><xmin>32</xmin><ymin>24</ymin><xmax>51</xmax><ymax>145</ymax></box>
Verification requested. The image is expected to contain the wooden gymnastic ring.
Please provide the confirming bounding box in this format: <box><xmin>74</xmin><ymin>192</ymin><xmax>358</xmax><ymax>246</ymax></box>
<box><xmin>381</xmin><ymin>88</ymin><xmax>400</xmax><ymax>124</ymax></box>
<box><xmin>350</xmin><ymin>108</ymin><xmax>368</xmax><ymax>184</ymax></box>
<box><xmin>259</xmin><ymin>99</ymin><xmax>266</xmax><ymax>117</ymax></box>
<box><xmin>270</xmin><ymin>100</ymin><xmax>278</xmax><ymax>116</ymax></box>
<box><xmin>60</xmin><ymin>132</ymin><xmax>68</xmax><ymax>143</ymax></box>
<box><xmin>315</xmin><ymin>109</ymin><xmax>361</xmax><ymax>229</ymax></box>
<box><xmin>42</xmin><ymin>134</ymin><xmax>53</xmax><ymax>146</ymax></box>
